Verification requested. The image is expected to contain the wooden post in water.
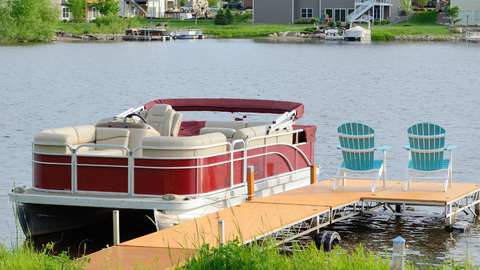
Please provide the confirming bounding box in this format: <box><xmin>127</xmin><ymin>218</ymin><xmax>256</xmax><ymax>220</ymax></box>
<box><xmin>310</xmin><ymin>165</ymin><xmax>317</xmax><ymax>185</ymax></box>
<box><xmin>247</xmin><ymin>166</ymin><xmax>255</xmax><ymax>201</ymax></box>
<box><xmin>113</xmin><ymin>210</ymin><xmax>120</xmax><ymax>245</ymax></box>
<box><xmin>390</xmin><ymin>236</ymin><xmax>405</xmax><ymax>270</ymax></box>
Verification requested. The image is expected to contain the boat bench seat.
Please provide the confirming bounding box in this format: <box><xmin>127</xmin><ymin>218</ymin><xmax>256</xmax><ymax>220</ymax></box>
<box><xmin>199</xmin><ymin>121</ymin><xmax>292</xmax><ymax>149</ymax></box>
<box><xmin>142</xmin><ymin>132</ymin><xmax>228</xmax><ymax>157</ymax></box>
<box><xmin>33</xmin><ymin>125</ymin><xmax>130</xmax><ymax>156</ymax></box>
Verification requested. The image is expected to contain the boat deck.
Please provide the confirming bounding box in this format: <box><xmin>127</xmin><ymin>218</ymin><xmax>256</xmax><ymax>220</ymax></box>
<box><xmin>84</xmin><ymin>178</ymin><xmax>480</xmax><ymax>269</ymax></box>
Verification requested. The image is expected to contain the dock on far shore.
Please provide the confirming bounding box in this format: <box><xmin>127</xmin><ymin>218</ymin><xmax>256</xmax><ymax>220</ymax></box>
<box><xmin>85</xmin><ymin>178</ymin><xmax>480</xmax><ymax>269</ymax></box>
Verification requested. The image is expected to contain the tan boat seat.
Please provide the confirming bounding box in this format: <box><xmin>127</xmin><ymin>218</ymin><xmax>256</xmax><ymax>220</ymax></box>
<box><xmin>142</xmin><ymin>133</ymin><xmax>227</xmax><ymax>157</ymax></box>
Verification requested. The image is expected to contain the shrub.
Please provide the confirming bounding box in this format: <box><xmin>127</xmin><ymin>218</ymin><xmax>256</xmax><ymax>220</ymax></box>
<box><xmin>224</xmin><ymin>8</ymin><xmax>233</xmax><ymax>24</ymax></box>
<box><xmin>92</xmin><ymin>13</ymin><xmax>139</xmax><ymax>33</ymax></box>
<box><xmin>214</xmin><ymin>9</ymin><xmax>228</xmax><ymax>25</ymax></box>
<box><xmin>380</xmin><ymin>19</ymin><xmax>390</xmax><ymax>25</ymax></box>
<box><xmin>236</xmin><ymin>3</ymin><xmax>241</xmax><ymax>9</ymax></box>
<box><xmin>245</xmin><ymin>6</ymin><xmax>252</xmax><ymax>9</ymax></box>
<box><xmin>0</xmin><ymin>0</ymin><xmax>59</xmax><ymax>42</ymax></box>
<box><xmin>335</xmin><ymin>20</ymin><xmax>341</xmax><ymax>27</ymax></box>
<box><xmin>180</xmin><ymin>0</ymin><xmax>186</xmax><ymax>6</ymax></box>
<box><xmin>328</xmin><ymin>21</ymin><xmax>335</xmax><ymax>27</ymax></box>
<box><xmin>374</xmin><ymin>20</ymin><xmax>379</xmax><ymax>25</ymax></box>
<box><xmin>310</xmin><ymin>17</ymin><xmax>319</xmax><ymax>23</ymax></box>
<box><xmin>294</xmin><ymin>19</ymin><xmax>309</xmax><ymax>24</ymax></box>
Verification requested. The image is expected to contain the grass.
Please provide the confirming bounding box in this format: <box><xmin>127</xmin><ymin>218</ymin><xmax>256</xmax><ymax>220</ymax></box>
<box><xmin>181</xmin><ymin>237</ymin><xmax>480</xmax><ymax>270</ymax></box>
<box><xmin>0</xmin><ymin>241</ymin><xmax>89</xmax><ymax>269</ymax></box>
<box><xmin>371</xmin><ymin>11</ymin><xmax>453</xmax><ymax>40</ymax></box>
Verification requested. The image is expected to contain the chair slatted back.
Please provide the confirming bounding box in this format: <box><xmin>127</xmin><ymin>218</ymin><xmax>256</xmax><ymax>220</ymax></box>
<box><xmin>407</xmin><ymin>123</ymin><xmax>445</xmax><ymax>171</ymax></box>
<box><xmin>338</xmin><ymin>122</ymin><xmax>375</xmax><ymax>171</ymax></box>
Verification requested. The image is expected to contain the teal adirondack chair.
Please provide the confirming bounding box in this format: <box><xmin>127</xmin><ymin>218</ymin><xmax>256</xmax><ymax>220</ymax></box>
<box><xmin>404</xmin><ymin>123</ymin><xmax>456</xmax><ymax>192</ymax></box>
<box><xmin>333</xmin><ymin>123</ymin><xmax>391</xmax><ymax>192</ymax></box>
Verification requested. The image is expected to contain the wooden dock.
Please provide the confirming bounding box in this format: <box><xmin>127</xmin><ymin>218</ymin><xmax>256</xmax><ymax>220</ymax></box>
<box><xmin>85</xmin><ymin>179</ymin><xmax>480</xmax><ymax>269</ymax></box>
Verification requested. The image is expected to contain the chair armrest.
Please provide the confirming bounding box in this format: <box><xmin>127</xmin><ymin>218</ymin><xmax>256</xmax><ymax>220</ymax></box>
<box><xmin>445</xmin><ymin>145</ymin><xmax>457</xmax><ymax>151</ymax></box>
<box><xmin>337</xmin><ymin>145</ymin><xmax>341</xmax><ymax>149</ymax></box>
<box><xmin>403</xmin><ymin>145</ymin><xmax>411</xmax><ymax>150</ymax></box>
<box><xmin>374</xmin><ymin>146</ymin><xmax>391</xmax><ymax>151</ymax></box>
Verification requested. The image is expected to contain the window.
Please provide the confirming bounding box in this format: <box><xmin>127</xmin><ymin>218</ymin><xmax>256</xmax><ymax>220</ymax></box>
<box><xmin>334</xmin><ymin>8</ymin><xmax>346</xmax><ymax>22</ymax></box>
<box><xmin>348</xmin><ymin>8</ymin><xmax>354</xmax><ymax>15</ymax></box>
<box><xmin>475</xmin><ymin>11</ymin><xmax>479</xmax><ymax>21</ymax></box>
<box><xmin>459</xmin><ymin>10</ymin><xmax>464</xmax><ymax>21</ymax></box>
<box><xmin>467</xmin><ymin>10</ymin><xmax>473</xmax><ymax>21</ymax></box>
<box><xmin>301</xmin><ymin>8</ymin><xmax>313</xmax><ymax>18</ymax></box>
<box><xmin>62</xmin><ymin>7</ymin><xmax>70</xmax><ymax>19</ymax></box>
<box><xmin>325</xmin><ymin>8</ymin><xmax>333</xmax><ymax>20</ymax></box>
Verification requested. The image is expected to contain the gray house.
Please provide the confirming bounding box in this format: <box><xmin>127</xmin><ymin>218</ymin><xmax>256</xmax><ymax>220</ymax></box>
<box><xmin>253</xmin><ymin>0</ymin><xmax>398</xmax><ymax>24</ymax></box>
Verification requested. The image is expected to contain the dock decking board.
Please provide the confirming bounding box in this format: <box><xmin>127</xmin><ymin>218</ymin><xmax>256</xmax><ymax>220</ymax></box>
<box><xmin>84</xmin><ymin>179</ymin><xmax>480</xmax><ymax>269</ymax></box>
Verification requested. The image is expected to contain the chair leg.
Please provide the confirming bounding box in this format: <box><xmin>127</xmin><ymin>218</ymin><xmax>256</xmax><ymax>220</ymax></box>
<box><xmin>332</xmin><ymin>169</ymin><xmax>343</xmax><ymax>191</ymax></box>
<box><xmin>371</xmin><ymin>171</ymin><xmax>382</xmax><ymax>192</ymax></box>
<box><xmin>382</xmin><ymin>166</ymin><xmax>386</xmax><ymax>188</ymax></box>
<box><xmin>341</xmin><ymin>171</ymin><xmax>346</xmax><ymax>186</ymax></box>
<box><xmin>444</xmin><ymin>179</ymin><xmax>448</xmax><ymax>192</ymax></box>
<box><xmin>404</xmin><ymin>170</ymin><xmax>410</xmax><ymax>192</ymax></box>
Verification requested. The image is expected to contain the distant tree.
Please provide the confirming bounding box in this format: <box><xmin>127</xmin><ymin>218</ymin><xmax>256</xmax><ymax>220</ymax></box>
<box><xmin>400</xmin><ymin>0</ymin><xmax>412</xmax><ymax>25</ymax></box>
<box><xmin>0</xmin><ymin>0</ymin><xmax>59</xmax><ymax>42</ymax></box>
<box><xmin>213</xmin><ymin>8</ymin><xmax>226</xmax><ymax>24</ymax></box>
<box><xmin>413</xmin><ymin>0</ymin><xmax>428</xmax><ymax>8</ymax></box>
<box><xmin>92</xmin><ymin>0</ymin><xmax>121</xmax><ymax>16</ymax></box>
<box><xmin>180</xmin><ymin>0</ymin><xmax>186</xmax><ymax>7</ymax></box>
<box><xmin>224</xmin><ymin>7</ymin><xmax>233</xmax><ymax>23</ymax></box>
<box><xmin>66</xmin><ymin>0</ymin><xmax>87</xmax><ymax>23</ymax></box>
<box><xmin>447</xmin><ymin>6</ymin><xmax>461</xmax><ymax>31</ymax></box>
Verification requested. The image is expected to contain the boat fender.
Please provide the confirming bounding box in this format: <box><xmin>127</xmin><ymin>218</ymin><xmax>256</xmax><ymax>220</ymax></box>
<box><xmin>162</xmin><ymin>194</ymin><xmax>176</xmax><ymax>201</ymax></box>
<box><xmin>13</xmin><ymin>187</ymin><xmax>25</xmax><ymax>194</ymax></box>
<box><xmin>449</xmin><ymin>221</ymin><xmax>470</xmax><ymax>233</ymax></box>
<box><xmin>314</xmin><ymin>231</ymin><xmax>341</xmax><ymax>252</ymax></box>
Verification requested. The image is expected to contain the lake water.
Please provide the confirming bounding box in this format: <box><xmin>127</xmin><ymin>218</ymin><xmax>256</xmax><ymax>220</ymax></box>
<box><xmin>1</xmin><ymin>39</ymin><xmax>480</xmax><ymax>265</ymax></box>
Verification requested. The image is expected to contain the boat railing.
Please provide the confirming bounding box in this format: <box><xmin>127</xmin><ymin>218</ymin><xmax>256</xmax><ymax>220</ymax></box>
<box><xmin>31</xmin><ymin>129</ymin><xmax>312</xmax><ymax>197</ymax></box>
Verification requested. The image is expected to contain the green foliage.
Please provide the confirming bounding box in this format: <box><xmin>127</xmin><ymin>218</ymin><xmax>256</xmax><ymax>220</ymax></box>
<box><xmin>447</xmin><ymin>6</ymin><xmax>461</xmax><ymax>28</ymax></box>
<box><xmin>381</xmin><ymin>19</ymin><xmax>390</xmax><ymax>25</ymax></box>
<box><xmin>181</xmin><ymin>0</ymin><xmax>186</xmax><ymax>7</ymax></box>
<box><xmin>213</xmin><ymin>9</ymin><xmax>226</xmax><ymax>25</ymax></box>
<box><xmin>336</xmin><ymin>20</ymin><xmax>341</xmax><ymax>27</ymax></box>
<box><xmin>214</xmin><ymin>9</ymin><xmax>233</xmax><ymax>25</ymax></box>
<box><xmin>310</xmin><ymin>17</ymin><xmax>319</xmax><ymax>23</ymax></box>
<box><xmin>374</xmin><ymin>20</ymin><xmax>379</xmax><ymax>25</ymax></box>
<box><xmin>66</xmin><ymin>0</ymin><xmax>87</xmax><ymax>23</ymax></box>
<box><xmin>184</xmin><ymin>239</ymin><xmax>397</xmax><ymax>270</ymax></box>
<box><xmin>92</xmin><ymin>13</ymin><xmax>139</xmax><ymax>33</ymax></box>
<box><xmin>328</xmin><ymin>21</ymin><xmax>335</xmax><ymax>27</ymax></box>
<box><xmin>224</xmin><ymin>8</ymin><xmax>233</xmax><ymax>24</ymax></box>
<box><xmin>400</xmin><ymin>0</ymin><xmax>413</xmax><ymax>25</ymax></box>
<box><xmin>233</xmin><ymin>13</ymin><xmax>252</xmax><ymax>23</ymax></box>
<box><xmin>413</xmin><ymin>0</ymin><xmax>428</xmax><ymax>8</ymax></box>
<box><xmin>0</xmin><ymin>0</ymin><xmax>59</xmax><ymax>42</ymax></box>
<box><xmin>294</xmin><ymin>19</ymin><xmax>309</xmax><ymax>24</ymax></box>
<box><xmin>0</xmin><ymin>241</ymin><xmax>89</xmax><ymax>269</ymax></box>
<box><xmin>92</xmin><ymin>0</ymin><xmax>121</xmax><ymax>16</ymax></box>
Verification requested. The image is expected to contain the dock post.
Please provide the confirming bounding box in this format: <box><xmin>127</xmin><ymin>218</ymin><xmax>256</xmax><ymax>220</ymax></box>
<box><xmin>310</xmin><ymin>165</ymin><xmax>317</xmax><ymax>185</ymax></box>
<box><xmin>247</xmin><ymin>166</ymin><xmax>255</xmax><ymax>201</ymax></box>
<box><xmin>445</xmin><ymin>204</ymin><xmax>453</xmax><ymax>227</ymax></box>
<box><xmin>113</xmin><ymin>210</ymin><xmax>120</xmax><ymax>245</ymax></box>
<box><xmin>390</xmin><ymin>236</ymin><xmax>405</xmax><ymax>270</ymax></box>
<box><xmin>218</xmin><ymin>219</ymin><xmax>225</xmax><ymax>245</ymax></box>
<box><xmin>475</xmin><ymin>191</ymin><xmax>480</xmax><ymax>217</ymax></box>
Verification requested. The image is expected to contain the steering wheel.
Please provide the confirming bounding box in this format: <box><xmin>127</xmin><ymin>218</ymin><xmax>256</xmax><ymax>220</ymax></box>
<box><xmin>124</xmin><ymin>113</ymin><xmax>147</xmax><ymax>123</ymax></box>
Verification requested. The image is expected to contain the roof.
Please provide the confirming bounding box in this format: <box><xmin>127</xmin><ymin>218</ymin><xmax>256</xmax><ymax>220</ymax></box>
<box><xmin>144</xmin><ymin>98</ymin><xmax>305</xmax><ymax>120</ymax></box>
